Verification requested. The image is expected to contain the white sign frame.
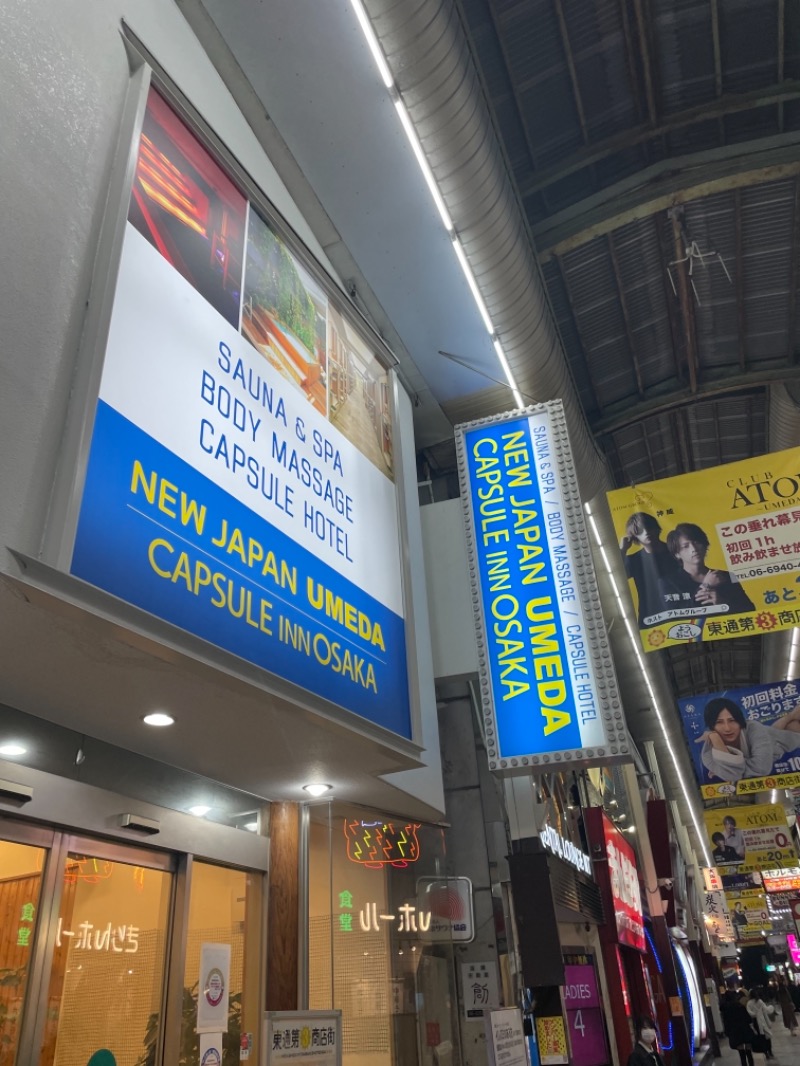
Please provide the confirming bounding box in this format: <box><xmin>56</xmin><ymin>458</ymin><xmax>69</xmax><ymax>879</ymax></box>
<box><xmin>197</xmin><ymin>943</ymin><xmax>231</xmax><ymax>1033</ymax></box>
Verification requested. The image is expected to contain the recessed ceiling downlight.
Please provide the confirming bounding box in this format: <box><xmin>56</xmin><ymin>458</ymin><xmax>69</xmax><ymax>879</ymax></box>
<box><xmin>188</xmin><ymin>805</ymin><xmax>211</xmax><ymax>818</ymax></box>
<box><xmin>143</xmin><ymin>713</ymin><xmax>175</xmax><ymax>727</ymax></box>
<box><xmin>0</xmin><ymin>743</ymin><xmax>27</xmax><ymax>757</ymax></box>
<box><xmin>303</xmin><ymin>783</ymin><xmax>332</xmax><ymax>798</ymax></box>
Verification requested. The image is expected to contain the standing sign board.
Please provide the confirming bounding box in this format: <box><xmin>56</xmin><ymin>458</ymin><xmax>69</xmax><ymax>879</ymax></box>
<box><xmin>63</xmin><ymin>86</ymin><xmax>411</xmax><ymax>740</ymax></box>
<box><xmin>455</xmin><ymin>405</ymin><xmax>628</xmax><ymax>772</ymax></box>
<box><xmin>264</xmin><ymin>1011</ymin><xmax>340</xmax><ymax>1066</ymax></box>
<box><xmin>485</xmin><ymin>1008</ymin><xmax>527</xmax><ymax>1066</ymax></box>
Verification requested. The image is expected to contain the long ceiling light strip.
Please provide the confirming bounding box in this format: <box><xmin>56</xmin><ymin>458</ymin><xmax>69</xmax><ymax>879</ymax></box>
<box><xmin>585</xmin><ymin>506</ymin><xmax>712</xmax><ymax>868</ymax></box>
<box><xmin>349</xmin><ymin>0</ymin><xmax>524</xmax><ymax>408</ymax></box>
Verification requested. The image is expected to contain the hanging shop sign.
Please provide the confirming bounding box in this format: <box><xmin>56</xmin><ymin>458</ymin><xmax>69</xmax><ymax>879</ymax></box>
<box><xmin>65</xmin><ymin>86</ymin><xmax>411</xmax><ymax>739</ymax></box>
<box><xmin>607</xmin><ymin>447</ymin><xmax>800</xmax><ymax>651</ymax></box>
<box><xmin>726</xmin><ymin>892</ymin><xmax>771</xmax><ymax>940</ymax></box>
<box><xmin>455</xmin><ymin>404</ymin><xmax>628</xmax><ymax>771</ymax></box>
<box><xmin>584</xmin><ymin>809</ymin><xmax>645</xmax><ymax>952</ymax></box>
<box><xmin>702</xmin><ymin>867</ymin><xmax>724</xmax><ymax>892</ymax></box>
<box><xmin>787</xmin><ymin>933</ymin><xmax>800</xmax><ymax>965</ymax></box>
<box><xmin>677</xmin><ymin>680</ymin><xmax>800</xmax><ymax>797</ymax></box>
<box><xmin>462</xmin><ymin>961</ymin><xmax>501</xmax><ymax>1020</ymax></box>
<box><xmin>540</xmin><ymin>822</ymin><xmax>593</xmax><ymax>876</ymax></box>
<box><xmin>264</xmin><ymin>1011</ymin><xmax>341</xmax><ymax>1065</ymax></box>
<box><xmin>704</xmin><ymin>890</ymin><xmax>735</xmax><ymax>942</ymax></box>
<box><xmin>761</xmin><ymin>868</ymin><xmax>800</xmax><ymax>892</ymax></box>
<box><xmin>417</xmin><ymin>877</ymin><xmax>475</xmax><ymax>942</ymax></box>
<box><xmin>703</xmin><ymin>804</ymin><xmax>796</xmax><ymax>875</ymax></box>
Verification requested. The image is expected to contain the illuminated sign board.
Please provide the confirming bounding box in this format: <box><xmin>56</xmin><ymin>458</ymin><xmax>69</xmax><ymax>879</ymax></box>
<box><xmin>703</xmin><ymin>804</ymin><xmax>796</xmax><ymax>875</ymax></box>
<box><xmin>762</xmin><ymin>868</ymin><xmax>800</xmax><ymax>892</ymax></box>
<box><xmin>343</xmin><ymin>819</ymin><xmax>421</xmax><ymax>868</ymax></box>
<box><xmin>540</xmin><ymin>822</ymin><xmax>592</xmax><ymax>877</ymax></box>
<box><xmin>585</xmin><ymin>809</ymin><xmax>645</xmax><ymax>952</ymax></box>
<box><xmin>455</xmin><ymin>404</ymin><xmax>628</xmax><ymax>770</ymax></box>
<box><xmin>65</xmin><ymin>88</ymin><xmax>410</xmax><ymax>738</ymax></box>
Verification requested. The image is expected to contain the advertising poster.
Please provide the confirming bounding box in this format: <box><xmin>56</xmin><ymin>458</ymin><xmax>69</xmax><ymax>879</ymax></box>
<box><xmin>534</xmin><ymin>1016</ymin><xmax>569</xmax><ymax>1065</ymax></box>
<box><xmin>199</xmin><ymin>1033</ymin><xmax>223</xmax><ymax>1066</ymax></box>
<box><xmin>703</xmin><ymin>805</ymin><xmax>795</xmax><ymax>875</ymax></box>
<box><xmin>678</xmin><ymin>680</ymin><xmax>800</xmax><ymax>797</ymax></box>
<box><xmin>606</xmin><ymin>448</ymin><xmax>800</xmax><ymax>651</ymax></box>
<box><xmin>69</xmin><ymin>87</ymin><xmax>411</xmax><ymax>739</ymax></box>
<box><xmin>455</xmin><ymin>405</ymin><xmax>628</xmax><ymax>770</ymax></box>
<box><xmin>197</xmin><ymin>943</ymin><xmax>231</xmax><ymax>1033</ymax></box>
<box><xmin>265</xmin><ymin>1011</ymin><xmax>340</xmax><ymax>1065</ymax></box>
<box><xmin>726</xmin><ymin>892</ymin><xmax>771</xmax><ymax>940</ymax></box>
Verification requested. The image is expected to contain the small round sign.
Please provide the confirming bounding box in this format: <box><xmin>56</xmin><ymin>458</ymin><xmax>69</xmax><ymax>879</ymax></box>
<box><xmin>201</xmin><ymin>1049</ymin><xmax>221</xmax><ymax>1066</ymax></box>
<box><xmin>205</xmin><ymin>966</ymin><xmax>225</xmax><ymax>1007</ymax></box>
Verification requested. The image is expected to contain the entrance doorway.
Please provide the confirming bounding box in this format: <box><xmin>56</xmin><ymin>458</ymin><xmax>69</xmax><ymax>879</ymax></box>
<box><xmin>0</xmin><ymin>819</ymin><xmax>263</xmax><ymax>1066</ymax></box>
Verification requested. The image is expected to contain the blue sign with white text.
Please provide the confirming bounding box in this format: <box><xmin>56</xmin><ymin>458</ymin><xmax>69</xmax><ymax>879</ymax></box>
<box><xmin>463</xmin><ymin>414</ymin><xmax>598</xmax><ymax>758</ymax></box>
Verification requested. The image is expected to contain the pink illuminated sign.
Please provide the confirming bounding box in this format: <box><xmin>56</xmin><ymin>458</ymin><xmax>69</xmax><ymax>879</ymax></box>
<box><xmin>563</xmin><ymin>963</ymin><xmax>609</xmax><ymax>1066</ymax></box>
<box><xmin>787</xmin><ymin>933</ymin><xmax>800</xmax><ymax>966</ymax></box>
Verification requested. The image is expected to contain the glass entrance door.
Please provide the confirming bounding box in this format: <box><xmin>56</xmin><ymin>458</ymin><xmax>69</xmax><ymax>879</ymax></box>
<box><xmin>0</xmin><ymin>836</ymin><xmax>48</xmax><ymax>1066</ymax></box>
<box><xmin>37</xmin><ymin>839</ymin><xmax>173</xmax><ymax>1066</ymax></box>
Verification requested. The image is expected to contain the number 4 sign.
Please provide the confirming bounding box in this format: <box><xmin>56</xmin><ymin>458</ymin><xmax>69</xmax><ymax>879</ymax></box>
<box><xmin>563</xmin><ymin>963</ymin><xmax>609</xmax><ymax>1066</ymax></box>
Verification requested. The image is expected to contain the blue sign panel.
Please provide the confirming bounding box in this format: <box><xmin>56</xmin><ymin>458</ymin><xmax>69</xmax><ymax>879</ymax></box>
<box><xmin>458</xmin><ymin>407</ymin><xmax>625</xmax><ymax>766</ymax></box>
<box><xmin>73</xmin><ymin>401</ymin><xmax>410</xmax><ymax>737</ymax></box>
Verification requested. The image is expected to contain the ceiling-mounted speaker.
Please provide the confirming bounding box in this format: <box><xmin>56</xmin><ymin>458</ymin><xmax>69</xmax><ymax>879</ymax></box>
<box><xmin>118</xmin><ymin>813</ymin><xmax>160</xmax><ymax>835</ymax></box>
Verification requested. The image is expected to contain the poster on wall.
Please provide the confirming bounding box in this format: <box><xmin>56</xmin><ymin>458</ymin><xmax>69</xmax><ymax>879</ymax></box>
<box><xmin>606</xmin><ymin>448</ymin><xmax>800</xmax><ymax>651</ymax></box>
<box><xmin>197</xmin><ymin>943</ymin><xmax>231</xmax><ymax>1033</ymax></box>
<box><xmin>534</xmin><ymin>1015</ymin><xmax>569</xmax><ymax>1066</ymax></box>
<box><xmin>703</xmin><ymin>805</ymin><xmax>796</xmax><ymax>875</ymax></box>
<box><xmin>678</xmin><ymin>681</ymin><xmax>800</xmax><ymax>797</ymax></box>
<box><xmin>455</xmin><ymin>405</ymin><xmax>628</xmax><ymax>771</ymax></box>
<box><xmin>68</xmin><ymin>87</ymin><xmax>411</xmax><ymax>739</ymax></box>
<box><xmin>264</xmin><ymin>1011</ymin><xmax>341</xmax><ymax>1065</ymax></box>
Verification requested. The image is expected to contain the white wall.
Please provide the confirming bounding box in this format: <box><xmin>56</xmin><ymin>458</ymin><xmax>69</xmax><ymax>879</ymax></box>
<box><xmin>420</xmin><ymin>499</ymin><xmax>479</xmax><ymax>681</ymax></box>
<box><xmin>0</xmin><ymin>0</ymin><xmax>443</xmax><ymax>816</ymax></box>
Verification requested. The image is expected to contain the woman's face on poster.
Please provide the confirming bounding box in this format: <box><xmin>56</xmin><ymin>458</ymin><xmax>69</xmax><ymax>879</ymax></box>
<box><xmin>712</xmin><ymin>708</ymin><xmax>742</xmax><ymax>745</ymax></box>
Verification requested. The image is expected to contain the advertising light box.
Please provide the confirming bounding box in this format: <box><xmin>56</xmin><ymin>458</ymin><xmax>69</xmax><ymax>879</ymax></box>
<box><xmin>67</xmin><ymin>87</ymin><xmax>411</xmax><ymax>738</ymax></box>
<box><xmin>455</xmin><ymin>404</ymin><xmax>628</xmax><ymax>771</ymax></box>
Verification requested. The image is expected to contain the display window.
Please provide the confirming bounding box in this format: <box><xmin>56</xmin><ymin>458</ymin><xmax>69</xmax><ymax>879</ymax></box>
<box><xmin>308</xmin><ymin>804</ymin><xmax>462</xmax><ymax>1066</ymax></box>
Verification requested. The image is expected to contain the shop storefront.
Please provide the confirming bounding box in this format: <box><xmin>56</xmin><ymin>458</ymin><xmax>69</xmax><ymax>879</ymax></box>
<box><xmin>0</xmin><ymin>800</ymin><xmax>266</xmax><ymax>1066</ymax></box>
<box><xmin>307</xmin><ymin>804</ymin><xmax>462</xmax><ymax>1066</ymax></box>
<box><xmin>584</xmin><ymin>808</ymin><xmax>650</xmax><ymax>1064</ymax></box>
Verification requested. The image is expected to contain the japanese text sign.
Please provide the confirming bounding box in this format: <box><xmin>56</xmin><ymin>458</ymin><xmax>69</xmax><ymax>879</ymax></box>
<box><xmin>456</xmin><ymin>404</ymin><xmax>628</xmax><ymax>771</ymax></box>
<box><xmin>678</xmin><ymin>680</ymin><xmax>800</xmax><ymax>796</ymax></box>
<box><xmin>265</xmin><ymin>1011</ymin><xmax>340</xmax><ymax>1065</ymax></box>
<box><xmin>607</xmin><ymin>447</ymin><xmax>800</xmax><ymax>651</ymax></box>
<box><xmin>703</xmin><ymin>804</ymin><xmax>796</xmax><ymax>875</ymax></box>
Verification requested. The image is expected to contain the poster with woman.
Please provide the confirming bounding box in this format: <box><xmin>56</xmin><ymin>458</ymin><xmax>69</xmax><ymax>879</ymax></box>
<box><xmin>678</xmin><ymin>680</ymin><xmax>800</xmax><ymax>797</ymax></box>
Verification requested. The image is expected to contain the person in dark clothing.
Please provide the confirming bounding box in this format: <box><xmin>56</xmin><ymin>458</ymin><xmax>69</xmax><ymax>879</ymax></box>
<box><xmin>620</xmin><ymin>512</ymin><xmax>678</xmax><ymax>628</ymax></box>
<box><xmin>711</xmin><ymin>832</ymin><xmax>741</xmax><ymax>864</ymax></box>
<box><xmin>726</xmin><ymin>992</ymin><xmax>756</xmax><ymax>1066</ymax></box>
<box><xmin>627</xmin><ymin>1016</ymin><xmax>664</xmax><ymax>1066</ymax></box>
<box><xmin>665</xmin><ymin>523</ymin><xmax>755</xmax><ymax>614</ymax></box>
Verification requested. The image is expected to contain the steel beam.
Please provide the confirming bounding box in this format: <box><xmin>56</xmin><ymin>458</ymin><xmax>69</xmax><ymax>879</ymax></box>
<box><xmin>537</xmin><ymin>146</ymin><xmax>800</xmax><ymax>258</ymax></box>
<box><xmin>592</xmin><ymin>365</ymin><xmax>800</xmax><ymax>436</ymax></box>
<box><xmin>519</xmin><ymin>80</ymin><xmax>800</xmax><ymax>199</ymax></box>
